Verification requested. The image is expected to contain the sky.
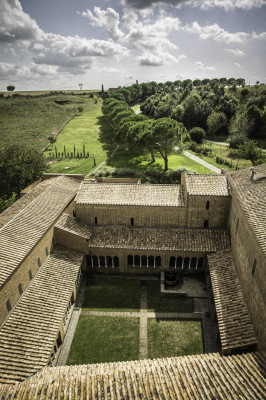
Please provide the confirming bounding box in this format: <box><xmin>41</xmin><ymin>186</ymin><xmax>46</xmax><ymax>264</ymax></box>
<box><xmin>0</xmin><ymin>0</ymin><xmax>266</xmax><ymax>91</ymax></box>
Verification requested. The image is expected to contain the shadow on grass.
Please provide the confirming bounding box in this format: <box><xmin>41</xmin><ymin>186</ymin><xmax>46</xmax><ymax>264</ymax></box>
<box><xmin>96</xmin><ymin>116</ymin><xmax>117</xmax><ymax>157</ymax></box>
<box><xmin>147</xmin><ymin>281</ymin><xmax>194</xmax><ymax>313</ymax></box>
<box><xmin>82</xmin><ymin>277</ymin><xmax>141</xmax><ymax>311</ymax></box>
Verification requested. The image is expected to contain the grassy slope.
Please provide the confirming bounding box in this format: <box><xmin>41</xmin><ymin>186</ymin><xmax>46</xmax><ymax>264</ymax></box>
<box><xmin>67</xmin><ymin>316</ymin><xmax>139</xmax><ymax>365</ymax></box>
<box><xmin>0</xmin><ymin>94</ymin><xmax>89</xmax><ymax>150</ymax></box>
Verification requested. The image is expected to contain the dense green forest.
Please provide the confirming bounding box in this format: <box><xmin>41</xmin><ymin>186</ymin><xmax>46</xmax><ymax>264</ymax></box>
<box><xmin>102</xmin><ymin>79</ymin><xmax>266</xmax><ymax>169</ymax></box>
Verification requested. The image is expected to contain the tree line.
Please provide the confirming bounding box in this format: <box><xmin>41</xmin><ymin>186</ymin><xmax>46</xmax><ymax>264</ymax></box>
<box><xmin>102</xmin><ymin>78</ymin><xmax>266</xmax><ymax>169</ymax></box>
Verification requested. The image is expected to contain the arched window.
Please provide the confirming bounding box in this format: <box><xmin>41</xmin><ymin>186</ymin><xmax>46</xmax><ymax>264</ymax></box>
<box><xmin>198</xmin><ymin>257</ymin><xmax>204</xmax><ymax>269</ymax></box>
<box><xmin>113</xmin><ymin>256</ymin><xmax>119</xmax><ymax>268</ymax></box>
<box><xmin>191</xmin><ymin>257</ymin><xmax>197</xmax><ymax>269</ymax></box>
<box><xmin>141</xmin><ymin>255</ymin><xmax>147</xmax><ymax>267</ymax></box>
<box><xmin>148</xmin><ymin>255</ymin><xmax>154</xmax><ymax>267</ymax></box>
<box><xmin>29</xmin><ymin>269</ymin><xmax>33</xmax><ymax>280</ymax></box>
<box><xmin>155</xmin><ymin>256</ymin><xmax>161</xmax><ymax>267</ymax></box>
<box><xmin>107</xmin><ymin>256</ymin><xmax>112</xmax><ymax>267</ymax></box>
<box><xmin>92</xmin><ymin>255</ymin><xmax>98</xmax><ymax>267</ymax></box>
<box><xmin>99</xmin><ymin>256</ymin><xmax>105</xmax><ymax>267</ymax></box>
<box><xmin>134</xmin><ymin>255</ymin><xmax>140</xmax><ymax>267</ymax></box>
<box><xmin>184</xmin><ymin>257</ymin><xmax>190</xmax><ymax>270</ymax></box>
<box><xmin>206</xmin><ymin>201</ymin><xmax>210</xmax><ymax>210</ymax></box>
<box><xmin>176</xmin><ymin>257</ymin><xmax>183</xmax><ymax>268</ymax></box>
<box><xmin>128</xmin><ymin>255</ymin><xmax>133</xmax><ymax>266</ymax></box>
<box><xmin>204</xmin><ymin>220</ymin><xmax>209</xmax><ymax>228</ymax></box>
<box><xmin>169</xmin><ymin>256</ymin><xmax>176</xmax><ymax>269</ymax></box>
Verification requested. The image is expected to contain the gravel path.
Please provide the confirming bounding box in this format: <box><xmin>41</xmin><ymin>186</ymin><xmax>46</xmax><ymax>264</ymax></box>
<box><xmin>183</xmin><ymin>150</ymin><xmax>221</xmax><ymax>174</ymax></box>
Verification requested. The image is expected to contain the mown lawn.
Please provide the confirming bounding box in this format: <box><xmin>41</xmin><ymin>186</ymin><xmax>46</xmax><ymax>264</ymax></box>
<box><xmin>148</xmin><ymin>319</ymin><xmax>203</xmax><ymax>359</ymax></box>
<box><xmin>46</xmin><ymin>100</ymin><xmax>117</xmax><ymax>175</ymax></box>
<box><xmin>82</xmin><ymin>278</ymin><xmax>141</xmax><ymax>311</ymax></box>
<box><xmin>107</xmin><ymin>148</ymin><xmax>213</xmax><ymax>175</ymax></box>
<box><xmin>147</xmin><ymin>281</ymin><xmax>194</xmax><ymax>313</ymax></box>
<box><xmin>67</xmin><ymin>316</ymin><xmax>139</xmax><ymax>365</ymax></box>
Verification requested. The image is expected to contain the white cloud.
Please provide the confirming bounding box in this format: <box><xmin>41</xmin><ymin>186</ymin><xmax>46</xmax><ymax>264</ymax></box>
<box><xmin>122</xmin><ymin>0</ymin><xmax>266</xmax><ymax>10</ymax></box>
<box><xmin>190</xmin><ymin>0</ymin><xmax>266</xmax><ymax>11</ymax></box>
<box><xmin>234</xmin><ymin>62</ymin><xmax>242</xmax><ymax>68</ymax></box>
<box><xmin>123</xmin><ymin>11</ymin><xmax>183</xmax><ymax>66</ymax></box>
<box><xmin>252</xmin><ymin>31</ymin><xmax>266</xmax><ymax>40</ymax></box>
<box><xmin>195</xmin><ymin>61</ymin><xmax>215</xmax><ymax>71</ymax></box>
<box><xmin>30</xmin><ymin>34</ymin><xmax>128</xmax><ymax>74</ymax></box>
<box><xmin>0</xmin><ymin>0</ymin><xmax>42</xmax><ymax>43</ymax></box>
<box><xmin>224</xmin><ymin>48</ymin><xmax>245</xmax><ymax>56</ymax></box>
<box><xmin>184</xmin><ymin>22</ymin><xmax>250</xmax><ymax>43</ymax></box>
<box><xmin>78</xmin><ymin>7</ymin><xmax>124</xmax><ymax>41</ymax></box>
<box><xmin>139</xmin><ymin>54</ymin><xmax>164</xmax><ymax>66</ymax></box>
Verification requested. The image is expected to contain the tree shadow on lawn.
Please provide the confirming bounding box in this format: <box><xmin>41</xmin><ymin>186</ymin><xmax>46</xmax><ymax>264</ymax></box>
<box><xmin>96</xmin><ymin>116</ymin><xmax>117</xmax><ymax>157</ymax></box>
<box><xmin>107</xmin><ymin>149</ymin><xmax>165</xmax><ymax>174</ymax></box>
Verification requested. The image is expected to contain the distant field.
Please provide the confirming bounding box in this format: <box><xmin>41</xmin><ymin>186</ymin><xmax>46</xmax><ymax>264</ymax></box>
<box><xmin>0</xmin><ymin>93</ymin><xmax>94</xmax><ymax>150</ymax></box>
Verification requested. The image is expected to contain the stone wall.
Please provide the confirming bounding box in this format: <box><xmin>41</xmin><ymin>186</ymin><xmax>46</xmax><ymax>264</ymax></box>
<box><xmin>0</xmin><ymin>224</ymin><xmax>54</xmax><ymax>325</ymax></box>
<box><xmin>0</xmin><ymin>199</ymin><xmax>76</xmax><ymax>326</ymax></box>
<box><xmin>229</xmin><ymin>185</ymin><xmax>266</xmax><ymax>350</ymax></box>
<box><xmin>76</xmin><ymin>204</ymin><xmax>187</xmax><ymax>228</ymax></box>
<box><xmin>186</xmin><ymin>195</ymin><xmax>230</xmax><ymax>228</ymax></box>
<box><xmin>76</xmin><ymin>196</ymin><xmax>230</xmax><ymax>229</ymax></box>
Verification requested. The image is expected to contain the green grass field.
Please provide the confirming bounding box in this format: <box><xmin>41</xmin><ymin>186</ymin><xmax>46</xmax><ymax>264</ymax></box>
<box><xmin>107</xmin><ymin>148</ymin><xmax>213</xmax><ymax>175</ymax></box>
<box><xmin>0</xmin><ymin>93</ymin><xmax>92</xmax><ymax>150</ymax></box>
<box><xmin>82</xmin><ymin>278</ymin><xmax>141</xmax><ymax>311</ymax></box>
<box><xmin>67</xmin><ymin>316</ymin><xmax>139</xmax><ymax>365</ymax></box>
<box><xmin>147</xmin><ymin>281</ymin><xmax>194</xmax><ymax>313</ymax></box>
<box><xmin>46</xmin><ymin>100</ymin><xmax>117</xmax><ymax>175</ymax></box>
<box><xmin>148</xmin><ymin>319</ymin><xmax>203</xmax><ymax>359</ymax></box>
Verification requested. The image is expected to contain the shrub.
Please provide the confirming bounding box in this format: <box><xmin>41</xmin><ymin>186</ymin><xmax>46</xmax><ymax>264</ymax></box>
<box><xmin>189</xmin><ymin>127</ymin><xmax>206</xmax><ymax>144</ymax></box>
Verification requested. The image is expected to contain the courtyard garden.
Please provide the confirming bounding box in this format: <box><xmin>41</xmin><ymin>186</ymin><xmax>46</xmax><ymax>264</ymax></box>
<box><xmin>66</xmin><ymin>278</ymin><xmax>204</xmax><ymax>365</ymax></box>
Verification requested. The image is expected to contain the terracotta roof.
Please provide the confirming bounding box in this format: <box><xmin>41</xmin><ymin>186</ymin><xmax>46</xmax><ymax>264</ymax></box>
<box><xmin>0</xmin><ymin>246</ymin><xmax>83</xmax><ymax>384</ymax></box>
<box><xmin>185</xmin><ymin>174</ymin><xmax>230</xmax><ymax>196</ymax></box>
<box><xmin>56</xmin><ymin>214</ymin><xmax>230</xmax><ymax>252</ymax></box>
<box><xmin>55</xmin><ymin>213</ymin><xmax>93</xmax><ymax>239</ymax></box>
<box><xmin>227</xmin><ymin>164</ymin><xmax>266</xmax><ymax>255</ymax></box>
<box><xmin>0</xmin><ymin>176</ymin><xmax>80</xmax><ymax>288</ymax></box>
<box><xmin>75</xmin><ymin>182</ymin><xmax>185</xmax><ymax>207</ymax></box>
<box><xmin>0</xmin><ymin>352</ymin><xmax>265</xmax><ymax>399</ymax></box>
<box><xmin>0</xmin><ymin>178</ymin><xmax>59</xmax><ymax>229</ymax></box>
<box><xmin>208</xmin><ymin>249</ymin><xmax>257</xmax><ymax>354</ymax></box>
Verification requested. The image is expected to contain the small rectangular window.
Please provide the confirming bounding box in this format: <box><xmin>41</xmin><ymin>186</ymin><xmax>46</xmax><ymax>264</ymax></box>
<box><xmin>38</xmin><ymin>257</ymin><xmax>41</xmax><ymax>267</ymax></box>
<box><xmin>206</xmin><ymin>201</ymin><xmax>210</xmax><ymax>210</ymax></box>
<box><xmin>236</xmin><ymin>218</ymin><xmax>239</xmax><ymax>233</ymax></box>
<box><xmin>29</xmin><ymin>269</ymin><xmax>33</xmax><ymax>280</ymax></box>
<box><xmin>131</xmin><ymin>218</ymin><xmax>134</xmax><ymax>226</ymax></box>
<box><xmin>45</xmin><ymin>247</ymin><xmax>49</xmax><ymax>256</ymax></box>
<box><xmin>252</xmin><ymin>259</ymin><xmax>257</xmax><ymax>275</ymax></box>
<box><xmin>6</xmin><ymin>299</ymin><xmax>12</xmax><ymax>312</ymax></box>
<box><xmin>18</xmin><ymin>283</ymin><xmax>23</xmax><ymax>295</ymax></box>
<box><xmin>95</xmin><ymin>217</ymin><xmax>98</xmax><ymax>225</ymax></box>
<box><xmin>204</xmin><ymin>220</ymin><xmax>209</xmax><ymax>228</ymax></box>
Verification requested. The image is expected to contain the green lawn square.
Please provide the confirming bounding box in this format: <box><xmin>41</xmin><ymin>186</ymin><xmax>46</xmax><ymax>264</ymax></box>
<box><xmin>148</xmin><ymin>319</ymin><xmax>203</xmax><ymax>359</ymax></box>
<box><xmin>82</xmin><ymin>278</ymin><xmax>141</xmax><ymax>311</ymax></box>
<box><xmin>67</xmin><ymin>316</ymin><xmax>139</xmax><ymax>365</ymax></box>
<box><xmin>147</xmin><ymin>281</ymin><xmax>194</xmax><ymax>313</ymax></box>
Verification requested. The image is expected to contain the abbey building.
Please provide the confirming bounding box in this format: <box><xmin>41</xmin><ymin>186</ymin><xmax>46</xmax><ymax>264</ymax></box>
<box><xmin>0</xmin><ymin>165</ymin><xmax>265</xmax><ymax>398</ymax></box>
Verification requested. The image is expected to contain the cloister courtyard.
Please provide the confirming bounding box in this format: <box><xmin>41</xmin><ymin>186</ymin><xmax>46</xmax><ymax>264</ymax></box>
<box><xmin>60</xmin><ymin>275</ymin><xmax>211</xmax><ymax>366</ymax></box>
